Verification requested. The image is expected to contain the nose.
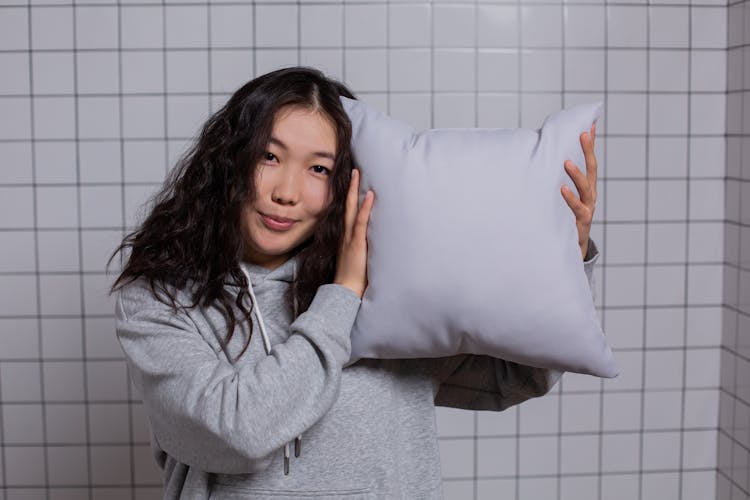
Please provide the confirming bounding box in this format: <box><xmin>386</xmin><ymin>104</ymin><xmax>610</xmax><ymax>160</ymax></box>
<box><xmin>271</xmin><ymin>165</ymin><xmax>299</xmax><ymax>206</ymax></box>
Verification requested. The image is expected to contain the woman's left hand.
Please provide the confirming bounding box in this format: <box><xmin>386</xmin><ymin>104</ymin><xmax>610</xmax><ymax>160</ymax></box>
<box><xmin>561</xmin><ymin>122</ymin><xmax>598</xmax><ymax>260</ymax></box>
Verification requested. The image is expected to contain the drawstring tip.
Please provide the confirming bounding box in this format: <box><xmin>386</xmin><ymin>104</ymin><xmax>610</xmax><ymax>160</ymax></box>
<box><xmin>295</xmin><ymin>436</ymin><xmax>301</xmax><ymax>458</ymax></box>
<box><xmin>284</xmin><ymin>442</ymin><xmax>290</xmax><ymax>475</ymax></box>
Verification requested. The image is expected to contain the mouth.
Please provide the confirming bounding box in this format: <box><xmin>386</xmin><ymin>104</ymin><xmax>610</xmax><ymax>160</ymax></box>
<box><xmin>258</xmin><ymin>212</ymin><xmax>298</xmax><ymax>231</ymax></box>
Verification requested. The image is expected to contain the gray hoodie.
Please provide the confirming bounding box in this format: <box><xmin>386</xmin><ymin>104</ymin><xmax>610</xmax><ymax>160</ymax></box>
<box><xmin>115</xmin><ymin>240</ymin><xmax>600</xmax><ymax>499</ymax></box>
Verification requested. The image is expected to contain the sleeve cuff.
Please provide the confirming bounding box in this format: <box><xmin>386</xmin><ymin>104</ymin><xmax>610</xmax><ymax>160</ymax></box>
<box><xmin>583</xmin><ymin>238</ymin><xmax>600</xmax><ymax>266</ymax></box>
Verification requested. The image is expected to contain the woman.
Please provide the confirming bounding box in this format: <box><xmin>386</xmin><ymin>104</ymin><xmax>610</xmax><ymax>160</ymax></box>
<box><xmin>110</xmin><ymin>66</ymin><xmax>600</xmax><ymax>499</ymax></box>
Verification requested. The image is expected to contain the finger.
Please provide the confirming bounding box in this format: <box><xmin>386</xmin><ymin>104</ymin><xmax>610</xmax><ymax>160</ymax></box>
<box><xmin>561</xmin><ymin>185</ymin><xmax>589</xmax><ymax>222</ymax></box>
<box><xmin>580</xmin><ymin>130</ymin><xmax>598</xmax><ymax>191</ymax></box>
<box><xmin>591</xmin><ymin>122</ymin><xmax>596</xmax><ymax>147</ymax></box>
<box><xmin>344</xmin><ymin>169</ymin><xmax>360</xmax><ymax>241</ymax></box>
<box><xmin>351</xmin><ymin>190</ymin><xmax>375</xmax><ymax>243</ymax></box>
<box><xmin>564</xmin><ymin>160</ymin><xmax>594</xmax><ymax>206</ymax></box>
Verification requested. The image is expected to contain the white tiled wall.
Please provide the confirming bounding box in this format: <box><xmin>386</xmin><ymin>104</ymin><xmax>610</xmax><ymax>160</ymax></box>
<box><xmin>0</xmin><ymin>1</ymin><xmax>738</xmax><ymax>499</ymax></box>
<box><xmin>719</xmin><ymin>0</ymin><xmax>750</xmax><ymax>499</ymax></box>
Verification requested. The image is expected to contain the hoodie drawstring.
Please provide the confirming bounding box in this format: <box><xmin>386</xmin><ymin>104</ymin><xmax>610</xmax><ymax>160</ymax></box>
<box><xmin>240</xmin><ymin>265</ymin><xmax>302</xmax><ymax>476</ymax></box>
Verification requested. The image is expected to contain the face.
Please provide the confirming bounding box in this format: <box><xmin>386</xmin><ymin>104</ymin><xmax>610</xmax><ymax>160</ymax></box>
<box><xmin>241</xmin><ymin>105</ymin><xmax>337</xmax><ymax>269</ymax></box>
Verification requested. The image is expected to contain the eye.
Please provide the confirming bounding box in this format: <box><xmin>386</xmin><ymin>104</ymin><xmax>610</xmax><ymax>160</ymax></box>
<box><xmin>263</xmin><ymin>152</ymin><xmax>278</xmax><ymax>163</ymax></box>
<box><xmin>310</xmin><ymin>165</ymin><xmax>332</xmax><ymax>176</ymax></box>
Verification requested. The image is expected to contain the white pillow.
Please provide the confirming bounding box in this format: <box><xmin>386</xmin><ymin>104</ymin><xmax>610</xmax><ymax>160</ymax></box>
<box><xmin>342</xmin><ymin>97</ymin><xmax>618</xmax><ymax>378</ymax></box>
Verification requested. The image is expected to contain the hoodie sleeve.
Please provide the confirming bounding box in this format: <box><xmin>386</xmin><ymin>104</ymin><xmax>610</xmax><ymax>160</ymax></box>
<box><xmin>433</xmin><ymin>238</ymin><xmax>600</xmax><ymax>411</ymax></box>
<box><xmin>115</xmin><ymin>281</ymin><xmax>361</xmax><ymax>474</ymax></box>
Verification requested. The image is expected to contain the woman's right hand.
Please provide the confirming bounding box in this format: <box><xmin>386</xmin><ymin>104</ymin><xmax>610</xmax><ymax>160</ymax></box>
<box><xmin>334</xmin><ymin>168</ymin><xmax>374</xmax><ymax>299</ymax></box>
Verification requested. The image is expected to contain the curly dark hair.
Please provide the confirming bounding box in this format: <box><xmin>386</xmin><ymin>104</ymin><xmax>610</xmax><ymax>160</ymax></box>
<box><xmin>108</xmin><ymin>66</ymin><xmax>357</xmax><ymax>354</ymax></box>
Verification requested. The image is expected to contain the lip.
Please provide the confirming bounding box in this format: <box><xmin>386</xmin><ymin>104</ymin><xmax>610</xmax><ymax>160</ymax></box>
<box><xmin>259</xmin><ymin>212</ymin><xmax>298</xmax><ymax>231</ymax></box>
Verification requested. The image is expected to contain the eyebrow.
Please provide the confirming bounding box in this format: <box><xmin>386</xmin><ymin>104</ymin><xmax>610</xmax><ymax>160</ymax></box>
<box><xmin>269</xmin><ymin>136</ymin><xmax>336</xmax><ymax>161</ymax></box>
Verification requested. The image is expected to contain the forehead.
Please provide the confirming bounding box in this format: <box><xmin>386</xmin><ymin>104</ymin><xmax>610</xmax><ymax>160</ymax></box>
<box><xmin>271</xmin><ymin>106</ymin><xmax>337</xmax><ymax>150</ymax></box>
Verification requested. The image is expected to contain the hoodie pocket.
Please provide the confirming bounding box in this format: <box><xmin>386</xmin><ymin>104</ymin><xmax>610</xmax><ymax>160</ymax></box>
<box><xmin>208</xmin><ymin>484</ymin><xmax>376</xmax><ymax>500</ymax></box>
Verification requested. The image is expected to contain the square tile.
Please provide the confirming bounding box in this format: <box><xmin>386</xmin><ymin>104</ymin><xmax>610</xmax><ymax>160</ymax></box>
<box><xmin>388</xmin><ymin>93</ymin><xmax>431</xmax><ymax>131</ymax></box>
<box><xmin>690</xmin><ymin>93</ymin><xmax>726</xmax><ymax>135</ymax></box>
<box><xmin>133</xmin><ymin>445</ymin><xmax>162</xmax><ymax>484</ymax></box>
<box><xmin>36</xmin><ymin>186</ymin><xmax>78</xmax><ymax>229</ymax></box>
<box><xmin>560</xmin><ymin>476</ymin><xmax>598</xmax><ymax>500</ymax></box>
<box><xmin>345</xmin><ymin>4</ymin><xmax>386</xmax><ymax>47</ymax></box>
<box><xmin>604</xmin><ymin>265</ymin><xmax>645</xmax><ymax>307</ymax></box>
<box><xmin>478</xmin><ymin>50</ymin><xmax>518</xmax><ymax>92</ymax></box>
<box><xmin>35</xmin><ymin>141</ymin><xmax>77</xmax><ymax>184</ymax></box>
<box><xmin>604</xmin><ymin>137</ymin><xmax>646</xmax><ymax>178</ymax></box>
<box><xmin>121</xmin><ymin>6</ymin><xmax>163</xmax><ymax>49</ymax></box>
<box><xmin>564</xmin><ymin>5</ymin><xmax>604</xmax><ymax>47</ymax></box>
<box><xmin>434</xmin><ymin>94</ymin><xmax>476</xmax><ymax>128</ymax></box>
<box><xmin>649</xmin><ymin>50</ymin><xmax>689</xmax><ymax>91</ymax></box>
<box><xmin>79</xmin><ymin>141</ymin><xmax>122</xmax><ymax>183</ymax></box>
<box><xmin>39</xmin><ymin>273</ymin><xmax>82</xmax><ymax>316</ymax></box>
<box><xmin>433</xmin><ymin>5</ymin><xmax>475</xmax><ymax>48</ymax></box>
<box><xmin>687</xmin><ymin>264</ymin><xmax>724</xmax><ymax>304</ymax></box>
<box><xmin>642</xmin><ymin>472</ymin><xmax>679</xmax><ymax>500</ymax></box>
<box><xmin>3</xmin><ymin>404</ymin><xmax>44</xmax><ymax>444</ymax></box>
<box><xmin>389</xmin><ymin>49</ymin><xmax>431</xmax><ymax>92</ymax></box>
<box><xmin>37</xmin><ymin>230</ymin><xmax>80</xmax><ymax>272</ymax></box>
<box><xmin>0</xmin><ymin>8</ymin><xmax>29</xmax><ymax>50</ymax></box>
<box><xmin>209</xmin><ymin>5</ymin><xmax>253</xmax><ymax>48</ymax></box>
<box><xmin>439</xmin><ymin>438</ymin><xmax>474</xmax><ymax>479</ymax></box>
<box><xmin>33</xmin><ymin>97</ymin><xmax>76</xmax><ymax>140</ymax></box>
<box><xmin>691</xmin><ymin>6</ymin><xmax>727</xmax><ymax>49</ymax></box>
<box><xmin>477</xmin><ymin>406</ymin><xmax>517</xmax><ymax>437</ymax></box>
<box><xmin>47</xmin><ymin>446</ymin><xmax>88</xmax><ymax>486</ymax></box>
<box><xmin>521</xmin><ymin>5</ymin><xmax>562</xmax><ymax>47</ymax></box>
<box><xmin>76</xmin><ymin>6</ymin><xmax>118</xmax><ymax>49</ymax></box>
<box><xmin>518</xmin><ymin>393</ymin><xmax>559</xmax><ymax>434</ymax></box>
<box><xmin>602</xmin><ymin>308</ymin><xmax>644</xmax><ymax>350</ymax></box>
<box><xmin>90</xmin><ymin>445</ymin><xmax>132</xmax><ymax>486</ymax></box>
<box><xmin>78</xmin><ymin>96</ymin><xmax>120</xmax><ymax>139</ymax></box>
<box><xmin>648</xmin><ymin>180</ymin><xmax>687</xmax><ymax>221</ymax></box>
<box><xmin>32</xmin><ymin>52</ymin><xmax>74</xmax><ymax>94</ymax></box>
<box><xmin>602</xmin><ymin>391</ymin><xmax>642</xmax><ymax>432</ymax></box>
<box><xmin>77</xmin><ymin>52</ymin><xmax>120</xmax><ymax>94</ymax></box>
<box><xmin>41</xmin><ymin>318</ymin><xmax>83</xmax><ymax>359</ymax></box>
<box><xmin>560</xmin><ymin>435</ymin><xmax>599</xmax><ymax>474</ymax></box>
<box><xmin>165</xmin><ymin>5</ymin><xmax>207</xmax><ymax>48</ymax></box>
<box><xmin>86</xmin><ymin>360</ymin><xmax>129</xmax><ymax>401</ymax></box>
<box><xmin>601</xmin><ymin>433</ymin><xmax>640</xmax><ymax>472</ymax></box>
<box><xmin>434</xmin><ymin>49</ymin><xmax>476</xmax><ymax>91</ymax></box>
<box><xmin>436</xmin><ymin>406</ymin><xmax>475</xmax><ymax>438</ymax></box>
<box><xmin>0</xmin><ymin>276</ymin><xmax>38</xmax><ymax>316</ymax></box>
<box><xmin>4</xmin><ymin>447</ymin><xmax>46</xmax><ymax>486</ymax></box>
<box><xmin>1</xmin><ymin>362</ymin><xmax>42</xmax><ymax>402</ymax></box>
<box><xmin>649</xmin><ymin>6</ymin><xmax>689</xmax><ymax>48</ymax></box>
<box><xmin>254</xmin><ymin>49</ymin><xmax>298</xmax><ymax>76</ymax></box>
<box><xmin>344</xmin><ymin>49</ymin><xmax>387</xmax><ymax>92</ymax></box>
<box><xmin>477</xmin><ymin>94</ymin><xmax>519</xmax><ymax>129</ymax></box>
<box><xmin>645</xmin><ymin>349</ymin><xmax>685</xmax><ymax>390</ymax></box>
<box><xmin>601</xmin><ymin>474</ymin><xmax>639</xmax><ymax>500</ymax></box>
<box><xmin>32</xmin><ymin>6</ymin><xmax>73</xmax><ymax>50</ymax></box>
<box><xmin>0</xmin><ymin>99</ymin><xmax>32</xmax><ymax>140</ymax></box>
<box><xmin>166</xmin><ymin>50</ymin><xmax>208</xmax><ymax>93</ymax></box>
<box><xmin>83</xmin><ymin>273</ymin><xmax>117</xmax><ymax>316</ymax></box>
<box><xmin>210</xmin><ymin>49</ymin><xmax>254</xmax><ymax>94</ymax></box>
<box><xmin>255</xmin><ymin>5</ymin><xmax>298</xmax><ymax>48</ymax></box>
<box><xmin>518</xmin><ymin>436</ymin><xmax>557</xmax><ymax>475</ymax></box>
<box><xmin>390</xmin><ymin>4</ymin><xmax>430</xmax><ymax>47</ymax></box>
<box><xmin>0</xmin><ymin>319</ymin><xmax>39</xmax><ymax>359</ymax></box>
<box><xmin>691</xmin><ymin>50</ymin><xmax>726</xmax><ymax>91</ymax></box>
<box><xmin>166</xmin><ymin>94</ymin><xmax>210</xmax><ymax>138</ymax></box>
<box><xmin>561</xmin><ymin>393</ymin><xmax>601</xmax><ymax>433</ymax></box>
<box><xmin>85</xmin><ymin>317</ymin><xmax>122</xmax><ymax>358</ymax></box>
<box><xmin>476</xmin><ymin>437</ymin><xmax>516</xmax><ymax>477</ymax></box>
<box><xmin>565</xmin><ymin>49</ymin><xmax>604</xmax><ymax>91</ymax></box>
<box><xmin>45</xmin><ymin>403</ymin><xmax>87</xmax><ymax>444</ymax></box>
<box><xmin>644</xmin><ymin>389</ymin><xmax>683</xmax><ymax>429</ymax></box>
<box><xmin>607</xmin><ymin>6</ymin><xmax>647</xmax><ymax>47</ymax></box>
<box><xmin>648</xmin><ymin>222</ymin><xmax>687</xmax><ymax>264</ymax></box>
<box><xmin>0</xmin><ymin>142</ymin><xmax>33</xmax><ymax>183</ymax></box>
<box><xmin>521</xmin><ymin>49</ymin><xmax>562</xmax><ymax>92</ymax></box>
<box><xmin>43</xmin><ymin>361</ymin><xmax>85</xmax><ymax>402</ymax></box>
<box><xmin>0</xmin><ymin>231</ymin><xmax>35</xmax><ymax>273</ymax></box>
<box><xmin>80</xmin><ymin>186</ymin><xmax>123</xmax><ymax>228</ymax></box>
<box><xmin>650</xmin><ymin>93</ymin><xmax>688</xmax><ymax>135</ymax></box>
<box><xmin>122</xmin><ymin>96</ymin><xmax>165</xmax><ymax>139</ymax></box>
<box><xmin>300</xmin><ymin>49</ymin><xmax>343</xmax><ymax>82</ymax></box>
<box><xmin>122</xmin><ymin>51</ymin><xmax>165</xmax><ymax>93</ymax></box>
<box><xmin>606</xmin><ymin>93</ymin><xmax>646</xmax><ymax>134</ymax></box>
<box><xmin>89</xmin><ymin>403</ymin><xmax>130</xmax><ymax>443</ymax></box>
